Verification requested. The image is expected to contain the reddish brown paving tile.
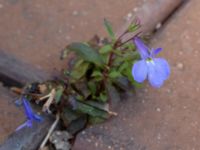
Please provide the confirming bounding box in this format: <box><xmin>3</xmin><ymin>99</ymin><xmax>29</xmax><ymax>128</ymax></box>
<box><xmin>0</xmin><ymin>0</ymin><xmax>141</xmax><ymax>74</ymax></box>
<box><xmin>74</xmin><ymin>1</ymin><xmax>200</xmax><ymax>150</ymax></box>
<box><xmin>1</xmin><ymin>0</ymin><xmax>199</xmax><ymax>149</ymax></box>
<box><xmin>0</xmin><ymin>85</ymin><xmax>24</xmax><ymax>144</ymax></box>
<box><xmin>0</xmin><ymin>0</ymin><xmax>142</xmax><ymax>146</ymax></box>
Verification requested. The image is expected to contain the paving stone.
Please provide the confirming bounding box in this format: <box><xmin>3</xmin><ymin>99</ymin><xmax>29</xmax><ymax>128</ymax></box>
<box><xmin>74</xmin><ymin>1</ymin><xmax>200</xmax><ymax>150</ymax></box>
<box><xmin>0</xmin><ymin>85</ymin><xmax>24</xmax><ymax>144</ymax></box>
<box><xmin>0</xmin><ymin>0</ymin><xmax>142</xmax><ymax>74</ymax></box>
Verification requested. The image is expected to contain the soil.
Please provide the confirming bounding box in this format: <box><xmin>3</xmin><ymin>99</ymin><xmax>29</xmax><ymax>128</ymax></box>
<box><xmin>1</xmin><ymin>0</ymin><xmax>200</xmax><ymax>150</ymax></box>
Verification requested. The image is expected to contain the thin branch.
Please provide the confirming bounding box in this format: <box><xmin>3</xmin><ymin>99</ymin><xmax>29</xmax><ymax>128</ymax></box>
<box><xmin>39</xmin><ymin>113</ymin><xmax>60</xmax><ymax>150</ymax></box>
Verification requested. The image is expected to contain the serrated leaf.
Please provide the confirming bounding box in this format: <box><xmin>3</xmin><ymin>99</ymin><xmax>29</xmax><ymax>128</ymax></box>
<box><xmin>67</xmin><ymin>42</ymin><xmax>104</xmax><ymax>66</ymax></box>
<box><xmin>104</xmin><ymin>19</ymin><xmax>115</xmax><ymax>40</ymax></box>
<box><xmin>99</xmin><ymin>45</ymin><xmax>112</xmax><ymax>54</ymax></box>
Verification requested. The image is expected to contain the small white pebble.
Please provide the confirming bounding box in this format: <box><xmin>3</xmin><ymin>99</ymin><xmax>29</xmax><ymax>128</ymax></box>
<box><xmin>196</xmin><ymin>87</ymin><xmax>200</xmax><ymax>92</ymax></box>
<box><xmin>157</xmin><ymin>133</ymin><xmax>161</xmax><ymax>140</ymax></box>
<box><xmin>87</xmin><ymin>139</ymin><xmax>92</xmax><ymax>143</ymax></box>
<box><xmin>155</xmin><ymin>23</ymin><xmax>162</xmax><ymax>30</ymax></box>
<box><xmin>125</xmin><ymin>12</ymin><xmax>133</xmax><ymax>21</ymax></box>
<box><xmin>176</xmin><ymin>63</ymin><xmax>184</xmax><ymax>70</ymax></box>
<box><xmin>71</xmin><ymin>25</ymin><xmax>75</xmax><ymax>29</ymax></box>
<box><xmin>166</xmin><ymin>88</ymin><xmax>172</xmax><ymax>93</ymax></box>
<box><xmin>156</xmin><ymin>108</ymin><xmax>161</xmax><ymax>112</ymax></box>
<box><xmin>81</xmin><ymin>131</ymin><xmax>86</xmax><ymax>135</ymax></box>
<box><xmin>72</xmin><ymin>10</ymin><xmax>79</xmax><ymax>16</ymax></box>
<box><xmin>133</xmin><ymin>7</ymin><xmax>138</xmax><ymax>12</ymax></box>
<box><xmin>95</xmin><ymin>142</ymin><xmax>98</xmax><ymax>147</ymax></box>
<box><xmin>65</xmin><ymin>36</ymin><xmax>71</xmax><ymax>40</ymax></box>
<box><xmin>179</xmin><ymin>51</ymin><xmax>183</xmax><ymax>55</ymax></box>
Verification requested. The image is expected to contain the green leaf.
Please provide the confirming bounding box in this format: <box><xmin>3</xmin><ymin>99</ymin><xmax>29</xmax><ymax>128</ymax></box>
<box><xmin>99</xmin><ymin>92</ymin><xmax>108</xmax><ymax>102</ymax></box>
<box><xmin>109</xmin><ymin>70</ymin><xmax>122</xmax><ymax>79</ymax></box>
<box><xmin>118</xmin><ymin>62</ymin><xmax>129</xmax><ymax>72</ymax></box>
<box><xmin>74</xmin><ymin>59</ymin><xmax>84</xmax><ymax>68</ymax></box>
<box><xmin>128</xmin><ymin>23</ymin><xmax>140</xmax><ymax>32</ymax></box>
<box><xmin>67</xmin><ymin>42</ymin><xmax>104</xmax><ymax>66</ymax></box>
<box><xmin>104</xmin><ymin>19</ymin><xmax>115</xmax><ymax>40</ymax></box>
<box><xmin>91</xmin><ymin>70</ymin><xmax>102</xmax><ymax>77</ymax></box>
<box><xmin>86</xmin><ymin>101</ymin><xmax>109</xmax><ymax>110</ymax></box>
<box><xmin>60</xmin><ymin>47</ymin><xmax>69</xmax><ymax>60</ymax></box>
<box><xmin>88</xmin><ymin>81</ymin><xmax>97</xmax><ymax>95</ymax></box>
<box><xmin>70</xmin><ymin>62</ymin><xmax>89</xmax><ymax>80</ymax></box>
<box><xmin>89</xmin><ymin>116</ymin><xmax>105</xmax><ymax>124</ymax></box>
<box><xmin>99</xmin><ymin>45</ymin><xmax>112</xmax><ymax>54</ymax></box>
<box><xmin>55</xmin><ymin>86</ymin><xmax>64</xmax><ymax>103</ymax></box>
<box><xmin>106</xmin><ymin>83</ymin><xmax>121</xmax><ymax>108</ymax></box>
<box><xmin>113</xmin><ymin>77</ymin><xmax>129</xmax><ymax>91</ymax></box>
<box><xmin>123</xmin><ymin>51</ymin><xmax>140</xmax><ymax>61</ymax></box>
<box><xmin>91</xmin><ymin>70</ymin><xmax>103</xmax><ymax>81</ymax></box>
<box><xmin>101</xmin><ymin>54</ymin><xmax>110</xmax><ymax>64</ymax></box>
<box><xmin>76</xmin><ymin>100</ymin><xmax>109</xmax><ymax>119</ymax></box>
<box><xmin>61</xmin><ymin>108</ymin><xmax>80</xmax><ymax>126</ymax></box>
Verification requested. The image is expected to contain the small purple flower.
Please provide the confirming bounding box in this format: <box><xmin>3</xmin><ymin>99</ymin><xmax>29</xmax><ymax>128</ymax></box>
<box><xmin>132</xmin><ymin>37</ymin><xmax>170</xmax><ymax>88</ymax></box>
<box><xmin>16</xmin><ymin>97</ymin><xmax>43</xmax><ymax>131</ymax></box>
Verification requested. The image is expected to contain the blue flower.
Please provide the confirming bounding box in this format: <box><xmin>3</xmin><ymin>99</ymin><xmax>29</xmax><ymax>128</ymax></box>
<box><xmin>132</xmin><ymin>37</ymin><xmax>170</xmax><ymax>88</ymax></box>
<box><xmin>16</xmin><ymin>97</ymin><xmax>43</xmax><ymax>131</ymax></box>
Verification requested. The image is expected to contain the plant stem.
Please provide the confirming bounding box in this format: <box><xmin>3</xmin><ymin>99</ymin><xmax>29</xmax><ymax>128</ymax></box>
<box><xmin>116</xmin><ymin>31</ymin><xmax>142</xmax><ymax>48</ymax></box>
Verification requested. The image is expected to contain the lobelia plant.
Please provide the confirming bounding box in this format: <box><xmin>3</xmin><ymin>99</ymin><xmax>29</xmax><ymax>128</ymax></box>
<box><xmin>15</xmin><ymin>18</ymin><xmax>170</xmax><ymax>133</ymax></box>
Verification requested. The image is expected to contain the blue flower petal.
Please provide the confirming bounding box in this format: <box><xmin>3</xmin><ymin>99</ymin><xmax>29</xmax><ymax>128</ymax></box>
<box><xmin>147</xmin><ymin>61</ymin><xmax>164</xmax><ymax>88</ymax></box>
<box><xmin>150</xmin><ymin>48</ymin><xmax>163</xmax><ymax>57</ymax></box>
<box><xmin>132</xmin><ymin>60</ymin><xmax>148</xmax><ymax>82</ymax></box>
<box><xmin>22</xmin><ymin>97</ymin><xmax>34</xmax><ymax>119</ymax></box>
<box><xmin>134</xmin><ymin>37</ymin><xmax>149</xmax><ymax>59</ymax></box>
<box><xmin>154</xmin><ymin>58</ymin><xmax>170</xmax><ymax>80</ymax></box>
<box><xmin>15</xmin><ymin>120</ymin><xmax>32</xmax><ymax>131</ymax></box>
<box><xmin>33</xmin><ymin>114</ymin><xmax>43</xmax><ymax>122</ymax></box>
<box><xmin>16</xmin><ymin>97</ymin><xmax>43</xmax><ymax>132</ymax></box>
